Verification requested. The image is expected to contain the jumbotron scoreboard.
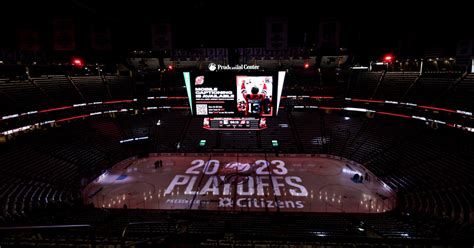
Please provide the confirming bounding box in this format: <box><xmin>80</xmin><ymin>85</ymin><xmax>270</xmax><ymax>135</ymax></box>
<box><xmin>183</xmin><ymin>64</ymin><xmax>286</xmax><ymax>130</ymax></box>
<box><xmin>203</xmin><ymin>117</ymin><xmax>265</xmax><ymax>130</ymax></box>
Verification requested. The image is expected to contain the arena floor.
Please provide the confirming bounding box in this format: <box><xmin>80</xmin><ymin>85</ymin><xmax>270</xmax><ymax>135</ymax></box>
<box><xmin>83</xmin><ymin>153</ymin><xmax>396</xmax><ymax>213</ymax></box>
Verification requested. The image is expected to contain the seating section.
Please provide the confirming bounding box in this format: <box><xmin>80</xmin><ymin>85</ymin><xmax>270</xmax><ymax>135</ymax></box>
<box><xmin>0</xmin><ymin>79</ymin><xmax>49</xmax><ymax>114</ymax></box>
<box><xmin>152</xmin><ymin>71</ymin><xmax>187</xmax><ymax>96</ymax></box>
<box><xmin>1</xmin><ymin>209</ymin><xmax>470</xmax><ymax>247</ymax></box>
<box><xmin>375</xmin><ymin>72</ymin><xmax>418</xmax><ymax>101</ymax></box>
<box><xmin>104</xmin><ymin>75</ymin><xmax>134</xmax><ymax>99</ymax></box>
<box><xmin>401</xmin><ymin>183</ymin><xmax>474</xmax><ymax>224</ymax></box>
<box><xmin>1</xmin><ymin>72</ymin><xmax>474</xmax><ymax>119</ymax></box>
<box><xmin>32</xmin><ymin>76</ymin><xmax>84</xmax><ymax>105</ymax></box>
<box><xmin>261</xmin><ymin>109</ymin><xmax>298</xmax><ymax>153</ymax></box>
<box><xmin>218</xmin><ymin>130</ymin><xmax>259</xmax><ymax>151</ymax></box>
<box><xmin>80</xmin><ymin>118</ymin><xmax>125</xmax><ymax>162</ymax></box>
<box><xmin>116</xmin><ymin>113</ymin><xmax>157</xmax><ymax>139</ymax></box>
<box><xmin>290</xmin><ymin>111</ymin><xmax>324</xmax><ymax>153</ymax></box>
<box><xmin>0</xmin><ymin>75</ymin><xmax>134</xmax><ymax>115</ymax></box>
<box><xmin>403</xmin><ymin>73</ymin><xmax>460</xmax><ymax>104</ymax></box>
<box><xmin>348</xmin><ymin>71</ymin><xmax>383</xmax><ymax>99</ymax></box>
<box><xmin>70</xmin><ymin>76</ymin><xmax>109</xmax><ymax>102</ymax></box>
<box><xmin>0</xmin><ymin>174</ymin><xmax>75</xmax><ymax>222</ymax></box>
<box><xmin>357</xmin><ymin>213</ymin><xmax>436</xmax><ymax>239</ymax></box>
<box><xmin>0</xmin><ymin>144</ymin><xmax>79</xmax><ymax>220</ymax></box>
<box><xmin>439</xmin><ymin>73</ymin><xmax>474</xmax><ymax>110</ymax></box>
<box><xmin>181</xmin><ymin>116</ymin><xmax>217</xmax><ymax>152</ymax></box>
<box><xmin>154</xmin><ymin>111</ymin><xmax>189</xmax><ymax>151</ymax></box>
<box><xmin>283</xmin><ymin>69</ymin><xmax>320</xmax><ymax>95</ymax></box>
<box><xmin>0</xmin><ymin>117</ymin><xmax>128</xmax><ymax>221</ymax></box>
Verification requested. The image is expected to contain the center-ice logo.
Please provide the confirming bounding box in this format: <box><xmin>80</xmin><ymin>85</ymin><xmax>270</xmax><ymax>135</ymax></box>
<box><xmin>222</xmin><ymin>162</ymin><xmax>251</xmax><ymax>173</ymax></box>
<box><xmin>208</xmin><ymin>63</ymin><xmax>217</xmax><ymax>71</ymax></box>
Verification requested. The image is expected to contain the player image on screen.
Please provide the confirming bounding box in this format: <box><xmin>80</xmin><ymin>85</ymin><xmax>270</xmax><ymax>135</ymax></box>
<box><xmin>236</xmin><ymin>76</ymin><xmax>273</xmax><ymax>116</ymax></box>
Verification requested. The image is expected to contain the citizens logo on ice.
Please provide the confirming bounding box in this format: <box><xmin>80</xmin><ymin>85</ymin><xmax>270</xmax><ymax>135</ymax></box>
<box><xmin>218</xmin><ymin>197</ymin><xmax>304</xmax><ymax>209</ymax></box>
<box><xmin>219</xmin><ymin>197</ymin><xmax>233</xmax><ymax>207</ymax></box>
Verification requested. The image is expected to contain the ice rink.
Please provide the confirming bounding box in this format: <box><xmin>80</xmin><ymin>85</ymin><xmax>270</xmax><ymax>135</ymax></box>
<box><xmin>84</xmin><ymin>153</ymin><xmax>396</xmax><ymax>213</ymax></box>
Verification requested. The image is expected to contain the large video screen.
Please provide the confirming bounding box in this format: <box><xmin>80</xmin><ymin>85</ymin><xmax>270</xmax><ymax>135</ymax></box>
<box><xmin>185</xmin><ymin>71</ymin><xmax>284</xmax><ymax>117</ymax></box>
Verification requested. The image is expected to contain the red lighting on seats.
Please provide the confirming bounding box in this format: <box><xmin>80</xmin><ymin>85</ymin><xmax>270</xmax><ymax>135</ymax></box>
<box><xmin>351</xmin><ymin>98</ymin><xmax>385</xmax><ymax>103</ymax></box>
<box><xmin>38</xmin><ymin>106</ymin><xmax>73</xmax><ymax>113</ymax></box>
<box><xmin>417</xmin><ymin>105</ymin><xmax>456</xmax><ymax>113</ymax></box>
<box><xmin>103</xmin><ymin>100</ymin><xmax>134</xmax><ymax>104</ymax></box>
<box><xmin>72</xmin><ymin>58</ymin><xmax>84</xmax><ymax>68</ymax></box>
<box><xmin>376</xmin><ymin>112</ymin><xmax>411</xmax><ymax>119</ymax></box>
<box><xmin>56</xmin><ymin>114</ymin><xmax>89</xmax><ymax>123</ymax></box>
<box><xmin>310</xmin><ymin>96</ymin><xmax>334</xmax><ymax>99</ymax></box>
<box><xmin>383</xmin><ymin>55</ymin><xmax>393</xmax><ymax>63</ymax></box>
<box><xmin>319</xmin><ymin>107</ymin><xmax>342</xmax><ymax>110</ymax></box>
<box><xmin>166</xmin><ymin>96</ymin><xmax>187</xmax><ymax>99</ymax></box>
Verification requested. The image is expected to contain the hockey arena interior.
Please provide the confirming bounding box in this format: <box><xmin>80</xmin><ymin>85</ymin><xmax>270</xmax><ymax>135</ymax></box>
<box><xmin>0</xmin><ymin>1</ymin><xmax>473</xmax><ymax>247</ymax></box>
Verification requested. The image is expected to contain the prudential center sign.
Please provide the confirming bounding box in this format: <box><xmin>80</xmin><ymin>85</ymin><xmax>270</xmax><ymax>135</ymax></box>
<box><xmin>208</xmin><ymin>63</ymin><xmax>260</xmax><ymax>71</ymax></box>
